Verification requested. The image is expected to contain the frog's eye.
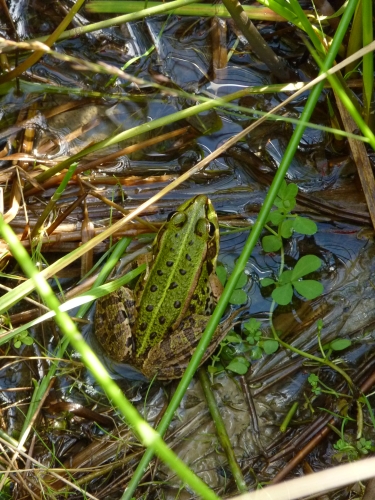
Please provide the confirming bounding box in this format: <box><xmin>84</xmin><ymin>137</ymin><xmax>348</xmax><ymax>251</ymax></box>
<box><xmin>168</xmin><ymin>211</ymin><xmax>187</xmax><ymax>228</ymax></box>
<box><xmin>208</xmin><ymin>221</ymin><xmax>216</xmax><ymax>237</ymax></box>
<box><xmin>195</xmin><ymin>219</ymin><xmax>215</xmax><ymax>237</ymax></box>
<box><xmin>167</xmin><ymin>210</ymin><xmax>177</xmax><ymax>221</ymax></box>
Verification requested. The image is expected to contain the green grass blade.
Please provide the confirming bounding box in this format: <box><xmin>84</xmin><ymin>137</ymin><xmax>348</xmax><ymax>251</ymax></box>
<box><xmin>362</xmin><ymin>0</ymin><xmax>374</xmax><ymax>124</ymax></box>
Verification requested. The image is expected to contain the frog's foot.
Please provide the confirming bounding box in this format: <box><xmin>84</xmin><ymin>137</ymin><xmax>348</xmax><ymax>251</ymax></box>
<box><xmin>95</xmin><ymin>287</ymin><xmax>136</xmax><ymax>362</ymax></box>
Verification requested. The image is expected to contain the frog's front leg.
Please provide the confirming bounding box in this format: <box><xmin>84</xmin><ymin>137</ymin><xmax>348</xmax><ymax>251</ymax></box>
<box><xmin>142</xmin><ymin>312</ymin><xmax>237</xmax><ymax>380</ymax></box>
<box><xmin>95</xmin><ymin>287</ymin><xmax>136</xmax><ymax>362</ymax></box>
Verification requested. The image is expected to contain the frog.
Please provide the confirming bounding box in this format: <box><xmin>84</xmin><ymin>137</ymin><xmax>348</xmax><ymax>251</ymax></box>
<box><xmin>94</xmin><ymin>195</ymin><xmax>238</xmax><ymax>380</ymax></box>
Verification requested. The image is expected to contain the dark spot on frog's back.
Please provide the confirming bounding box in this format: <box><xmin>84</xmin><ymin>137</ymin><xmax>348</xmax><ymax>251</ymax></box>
<box><xmin>146</xmin><ymin>305</ymin><xmax>154</xmax><ymax>312</ymax></box>
<box><xmin>166</xmin><ymin>261</ymin><xmax>174</xmax><ymax>267</ymax></box>
<box><xmin>169</xmin><ymin>282</ymin><xmax>178</xmax><ymax>289</ymax></box>
<box><xmin>159</xmin><ymin>316</ymin><xmax>166</xmax><ymax>324</ymax></box>
<box><xmin>125</xmin><ymin>298</ymin><xmax>135</xmax><ymax>309</ymax></box>
<box><xmin>174</xmin><ymin>301</ymin><xmax>181</xmax><ymax>309</ymax></box>
<box><xmin>107</xmin><ymin>334</ymin><xmax>116</xmax><ymax>344</ymax></box>
<box><xmin>186</xmin><ymin>254</ymin><xmax>191</xmax><ymax>261</ymax></box>
<box><xmin>150</xmin><ymin>285</ymin><xmax>158</xmax><ymax>292</ymax></box>
<box><xmin>157</xmin><ymin>270</ymin><xmax>163</xmax><ymax>276</ymax></box>
<box><xmin>179</xmin><ymin>269</ymin><xmax>187</xmax><ymax>275</ymax></box>
<box><xmin>140</xmin><ymin>322</ymin><xmax>147</xmax><ymax>331</ymax></box>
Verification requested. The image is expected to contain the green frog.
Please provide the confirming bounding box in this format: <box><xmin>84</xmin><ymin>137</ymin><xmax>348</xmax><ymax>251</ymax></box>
<box><xmin>95</xmin><ymin>195</ymin><xmax>237</xmax><ymax>380</ymax></box>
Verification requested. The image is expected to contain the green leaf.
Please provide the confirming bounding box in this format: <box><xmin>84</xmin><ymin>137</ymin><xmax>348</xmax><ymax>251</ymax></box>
<box><xmin>251</xmin><ymin>346</ymin><xmax>263</xmax><ymax>359</ymax></box>
<box><xmin>330</xmin><ymin>338</ymin><xmax>351</xmax><ymax>351</ymax></box>
<box><xmin>277</xmin><ymin>180</ymin><xmax>287</xmax><ymax>199</ymax></box>
<box><xmin>244</xmin><ymin>318</ymin><xmax>261</xmax><ymax>333</ymax></box>
<box><xmin>230</xmin><ymin>289</ymin><xmax>247</xmax><ymax>305</ymax></box>
<box><xmin>292</xmin><ymin>255</ymin><xmax>321</xmax><ymax>280</ymax></box>
<box><xmin>262</xmin><ymin>235</ymin><xmax>282</xmax><ymax>252</ymax></box>
<box><xmin>216</xmin><ymin>265</ymin><xmax>227</xmax><ymax>286</ymax></box>
<box><xmin>279</xmin><ymin>269</ymin><xmax>293</xmax><ymax>284</ymax></box>
<box><xmin>308</xmin><ymin>373</ymin><xmax>319</xmax><ymax>385</ymax></box>
<box><xmin>207</xmin><ymin>364</ymin><xmax>223</xmax><ymax>374</ymax></box>
<box><xmin>228</xmin><ymin>335</ymin><xmax>243</xmax><ymax>346</ymax></box>
<box><xmin>293</xmin><ymin>279</ymin><xmax>323</xmax><ymax>299</ymax></box>
<box><xmin>293</xmin><ymin>216</ymin><xmax>317</xmax><ymax>235</ymax></box>
<box><xmin>263</xmin><ymin>339</ymin><xmax>279</xmax><ymax>354</ymax></box>
<box><xmin>235</xmin><ymin>272</ymin><xmax>248</xmax><ymax>289</ymax></box>
<box><xmin>274</xmin><ymin>198</ymin><xmax>284</xmax><ymax>209</ymax></box>
<box><xmin>226</xmin><ymin>357</ymin><xmax>250</xmax><ymax>375</ymax></box>
<box><xmin>285</xmin><ymin>182</ymin><xmax>298</xmax><ymax>200</ymax></box>
<box><xmin>284</xmin><ymin>197</ymin><xmax>296</xmax><ymax>212</ymax></box>
<box><xmin>14</xmin><ymin>341</ymin><xmax>21</xmax><ymax>349</ymax></box>
<box><xmin>260</xmin><ymin>277</ymin><xmax>275</xmax><ymax>287</ymax></box>
<box><xmin>22</xmin><ymin>336</ymin><xmax>34</xmax><ymax>346</ymax></box>
<box><xmin>280</xmin><ymin>219</ymin><xmax>294</xmax><ymax>238</ymax></box>
<box><xmin>272</xmin><ymin>283</ymin><xmax>293</xmax><ymax>305</ymax></box>
<box><xmin>268</xmin><ymin>211</ymin><xmax>283</xmax><ymax>225</ymax></box>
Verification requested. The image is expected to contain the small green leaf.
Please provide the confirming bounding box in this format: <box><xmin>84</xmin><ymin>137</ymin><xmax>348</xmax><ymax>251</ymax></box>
<box><xmin>330</xmin><ymin>338</ymin><xmax>351</xmax><ymax>351</ymax></box>
<box><xmin>235</xmin><ymin>272</ymin><xmax>248</xmax><ymax>289</ymax></box>
<box><xmin>272</xmin><ymin>283</ymin><xmax>293</xmax><ymax>305</ymax></box>
<box><xmin>293</xmin><ymin>279</ymin><xmax>323</xmax><ymax>299</ymax></box>
<box><xmin>285</xmin><ymin>182</ymin><xmax>298</xmax><ymax>200</ymax></box>
<box><xmin>14</xmin><ymin>341</ymin><xmax>21</xmax><ymax>349</ymax></box>
<box><xmin>280</xmin><ymin>197</ymin><xmax>296</xmax><ymax>212</ymax></box>
<box><xmin>308</xmin><ymin>373</ymin><xmax>319</xmax><ymax>385</ymax></box>
<box><xmin>224</xmin><ymin>334</ymin><xmax>242</xmax><ymax>343</ymax></box>
<box><xmin>244</xmin><ymin>318</ymin><xmax>261</xmax><ymax>333</ymax></box>
<box><xmin>262</xmin><ymin>235</ymin><xmax>282</xmax><ymax>252</ymax></box>
<box><xmin>230</xmin><ymin>289</ymin><xmax>247</xmax><ymax>305</ymax></box>
<box><xmin>279</xmin><ymin>269</ymin><xmax>293</xmax><ymax>284</ymax></box>
<box><xmin>251</xmin><ymin>346</ymin><xmax>263</xmax><ymax>359</ymax></box>
<box><xmin>280</xmin><ymin>219</ymin><xmax>294</xmax><ymax>238</ymax></box>
<box><xmin>207</xmin><ymin>364</ymin><xmax>223</xmax><ymax>374</ymax></box>
<box><xmin>216</xmin><ymin>265</ymin><xmax>227</xmax><ymax>286</ymax></box>
<box><xmin>260</xmin><ymin>277</ymin><xmax>275</xmax><ymax>287</ymax></box>
<box><xmin>277</xmin><ymin>180</ymin><xmax>287</xmax><ymax>199</ymax></box>
<box><xmin>246</xmin><ymin>330</ymin><xmax>261</xmax><ymax>343</ymax></box>
<box><xmin>226</xmin><ymin>357</ymin><xmax>250</xmax><ymax>375</ymax></box>
<box><xmin>22</xmin><ymin>337</ymin><xmax>34</xmax><ymax>346</ymax></box>
<box><xmin>263</xmin><ymin>339</ymin><xmax>279</xmax><ymax>354</ymax></box>
<box><xmin>293</xmin><ymin>217</ymin><xmax>317</xmax><ymax>235</ymax></box>
<box><xmin>288</xmin><ymin>198</ymin><xmax>296</xmax><ymax>211</ymax></box>
<box><xmin>292</xmin><ymin>255</ymin><xmax>321</xmax><ymax>280</ymax></box>
<box><xmin>274</xmin><ymin>198</ymin><xmax>284</xmax><ymax>209</ymax></box>
<box><xmin>268</xmin><ymin>211</ymin><xmax>283</xmax><ymax>225</ymax></box>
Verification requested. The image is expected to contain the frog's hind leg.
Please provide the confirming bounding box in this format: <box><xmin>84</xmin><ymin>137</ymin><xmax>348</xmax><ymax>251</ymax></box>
<box><xmin>95</xmin><ymin>287</ymin><xmax>136</xmax><ymax>362</ymax></box>
<box><xmin>143</xmin><ymin>310</ymin><xmax>239</xmax><ymax>380</ymax></box>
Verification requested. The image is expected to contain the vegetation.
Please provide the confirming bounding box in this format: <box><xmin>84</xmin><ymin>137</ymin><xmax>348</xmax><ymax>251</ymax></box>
<box><xmin>0</xmin><ymin>0</ymin><xmax>374</xmax><ymax>499</ymax></box>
